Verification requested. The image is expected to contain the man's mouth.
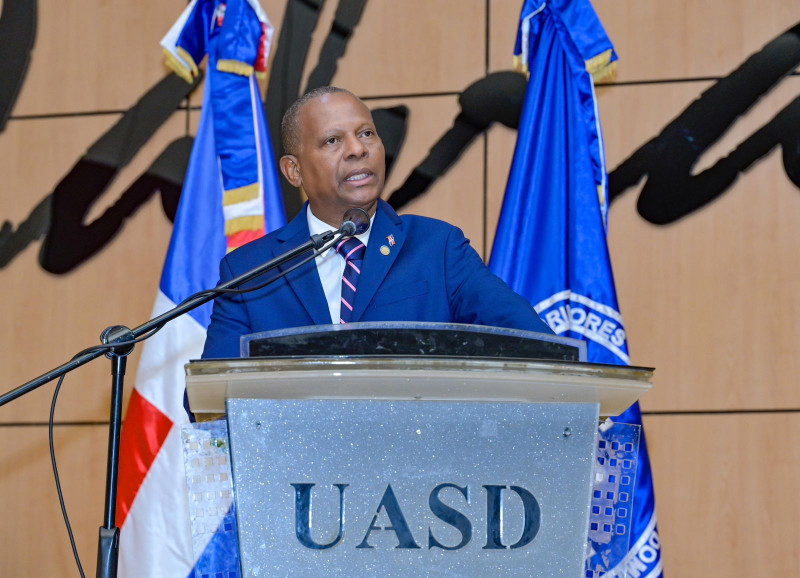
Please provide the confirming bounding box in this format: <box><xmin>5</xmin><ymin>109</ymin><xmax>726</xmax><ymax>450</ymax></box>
<box><xmin>344</xmin><ymin>170</ymin><xmax>373</xmax><ymax>182</ymax></box>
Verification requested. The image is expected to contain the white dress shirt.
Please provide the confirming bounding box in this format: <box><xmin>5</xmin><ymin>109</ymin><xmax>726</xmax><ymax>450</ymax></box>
<box><xmin>306</xmin><ymin>206</ymin><xmax>374</xmax><ymax>324</ymax></box>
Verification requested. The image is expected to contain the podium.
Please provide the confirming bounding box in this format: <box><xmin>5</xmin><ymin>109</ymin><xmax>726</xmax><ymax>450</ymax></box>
<box><xmin>184</xmin><ymin>323</ymin><xmax>652</xmax><ymax>577</ymax></box>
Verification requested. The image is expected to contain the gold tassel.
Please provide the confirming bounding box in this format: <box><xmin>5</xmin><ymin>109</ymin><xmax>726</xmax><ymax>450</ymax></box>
<box><xmin>176</xmin><ymin>46</ymin><xmax>200</xmax><ymax>78</ymax></box>
<box><xmin>162</xmin><ymin>48</ymin><xmax>194</xmax><ymax>84</ymax></box>
<box><xmin>513</xmin><ymin>53</ymin><xmax>527</xmax><ymax>74</ymax></box>
<box><xmin>585</xmin><ymin>49</ymin><xmax>617</xmax><ymax>82</ymax></box>
<box><xmin>217</xmin><ymin>59</ymin><xmax>254</xmax><ymax>77</ymax></box>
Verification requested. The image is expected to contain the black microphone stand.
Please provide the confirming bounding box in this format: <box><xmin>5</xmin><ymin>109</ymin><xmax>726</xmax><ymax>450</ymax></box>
<box><xmin>0</xmin><ymin>227</ymin><xmax>343</xmax><ymax>578</ymax></box>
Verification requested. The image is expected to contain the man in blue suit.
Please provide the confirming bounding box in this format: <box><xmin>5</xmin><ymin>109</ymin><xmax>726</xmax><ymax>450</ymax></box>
<box><xmin>202</xmin><ymin>87</ymin><xmax>552</xmax><ymax>358</ymax></box>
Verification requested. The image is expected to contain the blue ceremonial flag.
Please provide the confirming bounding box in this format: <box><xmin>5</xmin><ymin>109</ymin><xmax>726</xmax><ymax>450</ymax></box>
<box><xmin>117</xmin><ymin>2</ymin><xmax>285</xmax><ymax>577</ymax></box>
<box><xmin>489</xmin><ymin>1</ymin><xmax>663</xmax><ymax>576</ymax></box>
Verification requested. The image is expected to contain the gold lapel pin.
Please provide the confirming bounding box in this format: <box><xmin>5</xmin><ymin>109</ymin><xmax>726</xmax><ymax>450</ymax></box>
<box><xmin>380</xmin><ymin>245</ymin><xmax>390</xmax><ymax>256</ymax></box>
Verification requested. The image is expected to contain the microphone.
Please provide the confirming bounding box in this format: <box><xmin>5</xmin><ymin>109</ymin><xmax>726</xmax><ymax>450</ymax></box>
<box><xmin>339</xmin><ymin>207</ymin><xmax>371</xmax><ymax>236</ymax></box>
<box><xmin>310</xmin><ymin>208</ymin><xmax>372</xmax><ymax>249</ymax></box>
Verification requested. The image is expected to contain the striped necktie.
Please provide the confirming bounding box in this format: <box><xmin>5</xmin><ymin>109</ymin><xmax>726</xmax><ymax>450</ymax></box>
<box><xmin>336</xmin><ymin>237</ymin><xmax>366</xmax><ymax>324</ymax></box>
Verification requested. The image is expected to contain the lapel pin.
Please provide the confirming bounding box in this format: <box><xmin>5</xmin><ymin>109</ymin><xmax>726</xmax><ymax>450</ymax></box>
<box><xmin>386</xmin><ymin>234</ymin><xmax>396</xmax><ymax>247</ymax></box>
<box><xmin>380</xmin><ymin>245</ymin><xmax>390</xmax><ymax>256</ymax></box>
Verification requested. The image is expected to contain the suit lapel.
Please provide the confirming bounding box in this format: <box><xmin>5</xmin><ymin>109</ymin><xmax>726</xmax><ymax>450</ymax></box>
<box><xmin>275</xmin><ymin>205</ymin><xmax>333</xmax><ymax>325</ymax></box>
<box><xmin>352</xmin><ymin>201</ymin><xmax>405</xmax><ymax>321</ymax></box>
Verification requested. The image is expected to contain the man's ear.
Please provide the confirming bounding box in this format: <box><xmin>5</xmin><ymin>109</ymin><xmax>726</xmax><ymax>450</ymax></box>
<box><xmin>279</xmin><ymin>155</ymin><xmax>302</xmax><ymax>187</ymax></box>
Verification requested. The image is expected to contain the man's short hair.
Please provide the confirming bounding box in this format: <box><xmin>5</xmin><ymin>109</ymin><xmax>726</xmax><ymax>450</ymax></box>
<box><xmin>280</xmin><ymin>86</ymin><xmax>362</xmax><ymax>156</ymax></box>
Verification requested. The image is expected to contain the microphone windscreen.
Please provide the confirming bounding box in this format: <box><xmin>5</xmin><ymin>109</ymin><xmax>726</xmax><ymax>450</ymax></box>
<box><xmin>341</xmin><ymin>207</ymin><xmax>371</xmax><ymax>235</ymax></box>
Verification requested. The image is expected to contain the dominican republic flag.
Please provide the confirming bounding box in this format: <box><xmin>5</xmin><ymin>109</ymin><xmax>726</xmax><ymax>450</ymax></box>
<box><xmin>116</xmin><ymin>1</ymin><xmax>285</xmax><ymax>576</ymax></box>
<box><xmin>490</xmin><ymin>1</ymin><xmax>663</xmax><ymax>577</ymax></box>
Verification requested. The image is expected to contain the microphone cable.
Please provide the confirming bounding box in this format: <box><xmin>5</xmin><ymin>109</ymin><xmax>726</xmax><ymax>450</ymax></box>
<box><xmin>41</xmin><ymin>216</ymin><xmax>361</xmax><ymax>577</ymax></box>
<box><xmin>187</xmin><ymin>232</ymin><xmax>344</xmax><ymax>299</ymax></box>
<box><xmin>43</xmin><ymin>235</ymin><xmax>343</xmax><ymax>578</ymax></box>
<box><xmin>50</xmin><ymin>365</ymin><xmax>86</xmax><ymax>578</ymax></box>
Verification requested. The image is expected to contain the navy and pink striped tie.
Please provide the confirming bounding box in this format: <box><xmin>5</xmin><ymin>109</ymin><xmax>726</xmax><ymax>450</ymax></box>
<box><xmin>336</xmin><ymin>237</ymin><xmax>366</xmax><ymax>324</ymax></box>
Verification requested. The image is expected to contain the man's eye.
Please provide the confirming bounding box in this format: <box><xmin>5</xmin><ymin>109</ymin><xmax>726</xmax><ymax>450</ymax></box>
<box><xmin>325</xmin><ymin>137</ymin><xmax>339</xmax><ymax>145</ymax></box>
<box><xmin>362</xmin><ymin>130</ymin><xmax>374</xmax><ymax>137</ymax></box>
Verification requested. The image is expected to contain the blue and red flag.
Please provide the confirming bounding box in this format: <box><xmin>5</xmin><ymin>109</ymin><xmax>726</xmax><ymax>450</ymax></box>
<box><xmin>116</xmin><ymin>1</ymin><xmax>285</xmax><ymax>576</ymax></box>
<box><xmin>490</xmin><ymin>1</ymin><xmax>663</xmax><ymax>576</ymax></box>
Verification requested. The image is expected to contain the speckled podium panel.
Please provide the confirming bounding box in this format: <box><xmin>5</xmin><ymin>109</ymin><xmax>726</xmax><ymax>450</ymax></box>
<box><xmin>227</xmin><ymin>399</ymin><xmax>599</xmax><ymax>577</ymax></box>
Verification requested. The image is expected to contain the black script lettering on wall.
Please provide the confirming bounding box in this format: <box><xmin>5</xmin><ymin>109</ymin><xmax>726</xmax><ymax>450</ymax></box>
<box><xmin>0</xmin><ymin>0</ymin><xmax>400</xmax><ymax>273</ymax></box>
<box><xmin>2</xmin><ymin>3</ymin><xmax>799</xmax><ymax>274</ymax></box>
<box><xmin>607</xmin><ymin>23</ymin><xmax>800</xmax><ymax>224</ymax></box>
<box><xmin>387</xmin><ymin>71</ymin><xmax>528</xmax><ymax>211</ymax></box>
<box><xmin>0</xmin><ymin>0</ymin><xmax>37</xmax><ymax>134</ymax></box>
<box><xmin>388</xmin><ymin>25</ymin><xmax>800</xmax><ymax>226</ymax></box>
<box><xmin>0</xmin><ymin>74</ymin><xmax>198</xmax><ymax>272</ymax></box>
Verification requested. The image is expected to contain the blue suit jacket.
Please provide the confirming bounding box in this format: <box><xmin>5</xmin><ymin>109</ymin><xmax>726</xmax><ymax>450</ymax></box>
<box><xmin>202</xmin><ymin>200</ymin><xmax>552</xmax><ymax>358</ymax></box>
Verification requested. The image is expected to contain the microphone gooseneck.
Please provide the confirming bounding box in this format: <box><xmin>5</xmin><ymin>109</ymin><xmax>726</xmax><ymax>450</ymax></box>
<box><xmin>340</xmin><ymin>207</ymin><xmax>371</xmax><ymax>236</ymax></box>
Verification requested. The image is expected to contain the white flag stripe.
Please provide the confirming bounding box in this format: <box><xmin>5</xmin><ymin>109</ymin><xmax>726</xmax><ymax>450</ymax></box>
<box><xmin>118</xmin><ymin>428</ymin><xmax>194</xmax><ymax>577</ymax></box>
<box><xmin>119</xmin><ymin>292</ymin><xmax>206</xmax><ymax>576</ymax></box>
<box><xmin>134</xmin><ymin>291</ymin><xmax>206</xmax><ymax>420</ymax></box>
<box><xmin>223</xmin><ymin>197</ymin><xmax>266</xmax><ymax>221</ymax></box>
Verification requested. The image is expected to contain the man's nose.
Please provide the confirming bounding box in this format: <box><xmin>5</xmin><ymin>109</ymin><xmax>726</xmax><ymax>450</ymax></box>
<box><xmin>344</xmin><ymin>134</ymin><xmax>368</xmax><ymax>159</ymax></box>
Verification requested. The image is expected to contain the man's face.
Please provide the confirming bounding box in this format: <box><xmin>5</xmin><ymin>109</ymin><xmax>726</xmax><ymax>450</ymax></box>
<box><xmin>280</xmin><ymin>92</ymin><xmax>386</xmax><ymax>226</ymax></box>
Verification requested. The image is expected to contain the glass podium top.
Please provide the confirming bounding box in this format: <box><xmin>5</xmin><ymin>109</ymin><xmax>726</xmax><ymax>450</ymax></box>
<box><xmin>239</xmin><ymin>322</ymin><xmax>587</xmax><ymax>362</ymax></box>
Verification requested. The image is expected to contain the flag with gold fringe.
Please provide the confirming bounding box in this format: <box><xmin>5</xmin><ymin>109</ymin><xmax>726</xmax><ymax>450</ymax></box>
<box><xmin>116</xmin><ymin>1</ymin><xmax>285</xmax><ymax>576</ymax></box>
<box><xmin>490</xmin><ymin>1</ymin><xmax>663</xmax><ymax>576</ymax></box>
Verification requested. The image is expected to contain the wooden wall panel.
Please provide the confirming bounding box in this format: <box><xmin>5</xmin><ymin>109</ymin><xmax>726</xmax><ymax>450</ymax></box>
<box><xmin>13</xmin><ymin>0</ymin><xmax>187</xmax><ymax>115</ymax></box>
<box><xmin>0</xmin><ymin>425</ymin><xmax>107</xmax><ymax>577</ymax></box>
<box><xmin>593</xmin><ymin>0</ymin><xmax>800</xmax><ymax>82</ymax></box>
<box><xmin>0</xmin><ymin>113</ymin><xmax>182</xmax><ymax>423</ymax></box>
<box><xmin>329</xmin><ymin>0</ymin><xmax>486</xmax><ymax>97</ymax></box>
<box><xmin>602</xmin><ymin>79</ymin><xmax>800</xmax><ymax>411</ymax></box>
<box><xmin>370</xmin><ymin>96</ymin><xmax>487</xmax><ymax>255</ymax></box>
<box><xmin>488</xmin><ymin>0</ymin><xmax>524</xmax><ymax>73</ymax></box>
<box><xmin>645</xmin><ymin>413</ymin><xmax>800</xmax><ymax>576</ymax></box>
<box><xmin>485</xmin><ymin>123</ymin><xmax>517</xmax><ymax>258</ymax></box>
